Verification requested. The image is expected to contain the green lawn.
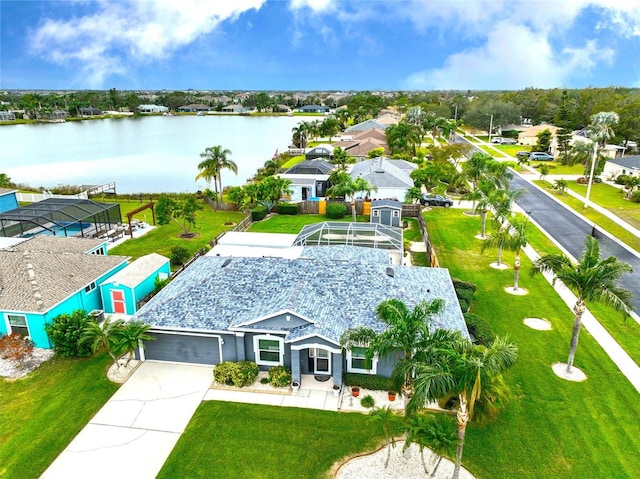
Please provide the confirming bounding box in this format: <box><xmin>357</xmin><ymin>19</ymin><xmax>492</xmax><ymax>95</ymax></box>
<box><xmin>423</xmin><ymin>208</ymin><xmax>640</xmax><ymax>478</ymax></box>
<box><xmin>0</xmin><ymin>354</ymin><xmax>119</xmax><ymax>479</ymax></box>
<box><xmin>109</xmin><ymin>204</ymin><xmax>245</xmax><ymax>262</ymax></box>
<box><xmin>157</xmin><ymin>401</ymin><xmax>385</xmax><ymax>479</ymax></box>
<box><xmin>248</xmin><ymin>213</ymin><xmax>367</xmax><ymax>233</ymax></box>
<box><xmin>529</xmin><ymin>162</ymin><xmax>584</xmax><ymax>175</ymax></box>
<box><xmin>563</xmin><ymin>181</ymin><xmax>640</xmax><ymax>230</ymax></box>
<box><xmin>280</xmin><ymin>154</ymin><xmax>305</xmax><ymax>169</ymax></box>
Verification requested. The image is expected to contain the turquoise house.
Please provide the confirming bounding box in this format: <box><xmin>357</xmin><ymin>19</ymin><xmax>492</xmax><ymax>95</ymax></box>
<box><xmin>0</xmin><ymin>236</ymin><xmax>129</xmax><ymax>348</ymax></box>
<box><xmin>100</xmin><ymin>253</ymin><xmax>171</xmax><ymax>315</ymax></box>
<box><xmin>0</xmin><ymin>188</ymin><xmax>19</xmax><ymax>213</ymax></box>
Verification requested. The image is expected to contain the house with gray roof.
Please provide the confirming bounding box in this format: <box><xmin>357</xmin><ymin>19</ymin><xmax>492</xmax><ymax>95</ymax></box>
<box><xmin>0</xmin><ymin>236</ymin><xmax>129</xmax><ymax>347</ymax></box>
<box><xmin>350</xmin><ymin>157</ymin><xmax>417</xmax><ymax>201</ymax></box>
<box><xmin>603</xmin><ymin>155</ymin><xmax>640</xmax><ymax>180</ymax></box>
<box><xmin>345</xmin><ymin>119</ymin><xmax>389</xmax><ymax>133</ymax></box>
<box><xmin>133</xmin><ymin>248</ymin><xmax>468</xmax><ymax>386</ymax></box>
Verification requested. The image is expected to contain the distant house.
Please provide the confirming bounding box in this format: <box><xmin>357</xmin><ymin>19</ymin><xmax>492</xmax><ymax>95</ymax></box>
<box><xmin>178</xmin><ymin>104</ymin><xmax>211</xmax><ymax>112</ymax></box>
<box><xmin>99</xmin><ymin>253</ymin><xmax>171</xmax><ymax>315</ymax></box>
<box><xmin>350</xmin><ymin>157</ymin><xmax>417</xmax><ymax>200</ymax></box>
<box><xmin>603</xmin><ymin>155</ymin><xmax>640</xmax><ymax>180</ymax></box>
<box><xmin>0</xmin><ymin>111</ymin><xmax>16</xmax><ymax>121</ymax></box>
<box><xmin>278</xmin><ymin>174</ymin><xmax>330</xmax><ymax>201</ymax></box>
<box><xmin>517</xmin><ymin>124</ymin><xmax>558</xmax><ymax>148</ymax></box>
<box><xmin>0</xmin><ymin>188</ymin><xmax>19</xmax><ymax>213</ymax></box>
<box><xmin>345</xmin><ymin>119</ymin><xmax>389</xmax><ymax>133</ymax></box>
<box><xmin>222</xmin><ymin>104</ymin><xmax>251</xmax><ymax>113</ymax></box>
<box><xmin>0</xmin><ymin>236</ymin><xmax>129</xmax><ymax>348</ymax></box>
<box><xmin>273</xmin><ymin>104</ymin><xmax>292</xmax><ymax>113</ymax></box>
<box><xmin>138</xmin><ymin>104</ymin><xmax>169</xmax><ymax>114</ymax></box>
<box><xmin>370</xmin><ymin>199</ymin><xmax>402</xmax><ymax>228</ymax></box>
<box><xmin>79</xmin><ymin>107</ymin><xmax>102</xmax><ymax>116</ymax></box>
<box><xmin>284</xmin><ymin>160</ymin><xmax>333</xmax><ymax>176</ymax></box>
<box><xmin>299</xmin><ymin>104</ymin><xmax>330</xmax><ymax>114</ymax></box>
<box><xmin>306</xmin><ymin>144</ymin><xmax>334</xmax><ymax>161</ymax></box>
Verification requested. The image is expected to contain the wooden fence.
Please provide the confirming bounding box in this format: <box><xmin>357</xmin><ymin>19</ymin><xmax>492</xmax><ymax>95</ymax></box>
<box><xmin>417</xmin><ymin>213</ymin><xmax>438</xmax><ymax>267</ymax></box>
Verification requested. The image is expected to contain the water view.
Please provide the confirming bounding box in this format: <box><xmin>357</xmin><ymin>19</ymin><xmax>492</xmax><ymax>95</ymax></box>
<box><xmin>0</xmin><ymin>115</ymin><xmax>305</xmax><ymax>193</ymax></box>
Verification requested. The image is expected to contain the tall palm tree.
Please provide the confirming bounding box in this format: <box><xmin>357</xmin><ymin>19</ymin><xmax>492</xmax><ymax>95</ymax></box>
<box><xmin>112</xmin><ymin>321</ymin><xmax>155</xmax><ymax>366</ymax></box>
<box><xmin>472</xmin><ymin>180</ymin><xmax>498</xmax><ymax>238</ymax></box>
<box><xmin>507</xmin><ymin>217</ymin><xmax>530</xmax><ymax>291</ymax></box>
<box><xmin>79</xmin><ymin>317</ymin><xmax>126</xmax><ymax>369</ymax></box>
<box><xmin>326</xmin><ymin>175</ymin><xmax>377</xmax><ymax>222</ymax></box>
<box><xmin>585</xmin><ymin>111</ymin><xmax>619</xmax><ymax>206</ymax></box>
<box><xmin>481</xmin><ymin>223</ymin><xmax>510</xmax><ymax>267</ymax></box>
<box><xmin>462</xmin><ymin>152</ymin><xmax>492</xmax><ymax>211</ymax></box>
<box><xmin>407</xmin><ymin>335</ymin><xmax>518</xmax><ymax>479</ymax></box>
<box><xmin>531</xmin><ymin>235</ymin><xmax>632</xmax><ymax>373</ymax></box>
<box><xmin>367</xmin><ymin>406</ymin><xmax>401</xmax><ymax>468</ymax></box>
<box><xmin>196</xmin><ymin>146</ymin><xmax>236</xmax><ymax>207</ymax></box>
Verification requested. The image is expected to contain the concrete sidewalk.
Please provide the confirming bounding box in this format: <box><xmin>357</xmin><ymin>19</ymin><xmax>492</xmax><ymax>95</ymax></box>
<box><xmin>41</xmin><ymin>362</ymin><xmax>212</xmax><ymax>479</ymax></box>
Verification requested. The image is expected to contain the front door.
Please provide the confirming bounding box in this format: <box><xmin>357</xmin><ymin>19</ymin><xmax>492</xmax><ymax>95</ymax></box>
<box><xmin>309</xmin><ymin>348</ymin><xmax>331</xmax><ymax>375</ymax></box>
<box><xmin>111</xmin><ymin>290</ymin><xmax>126</xmax><ymax>314</ymax></box>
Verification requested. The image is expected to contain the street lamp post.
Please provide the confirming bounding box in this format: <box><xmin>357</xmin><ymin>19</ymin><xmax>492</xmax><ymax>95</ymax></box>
<box><xmin>487</xmin><ymin>114</ymin><xmax>494</xmax><ymax>144</ymax></box>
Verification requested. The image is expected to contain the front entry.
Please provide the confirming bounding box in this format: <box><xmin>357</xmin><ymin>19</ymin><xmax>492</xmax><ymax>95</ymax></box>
<box><xmin>308</xmin><ymin>348</ymin><xmax>331</xmax><ymax>375</ymax></box>
<box><xmin>111</xmin><ymin>290</ymin><xmax>126</xmax><ymax>314</ymax></box>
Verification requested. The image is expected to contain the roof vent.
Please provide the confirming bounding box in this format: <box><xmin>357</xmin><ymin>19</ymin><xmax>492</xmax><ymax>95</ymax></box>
<box><xmin>385</xmin><ymin>267</ymin><xmax>394</xmax><ymax>278</ymax></box>
<box><xmin>221</xmin><ymin>258</ymin><xmax>232</xmax><ymax>268</ymax></box>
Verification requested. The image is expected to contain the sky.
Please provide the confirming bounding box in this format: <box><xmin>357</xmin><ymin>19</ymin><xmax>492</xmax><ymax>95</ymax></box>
<box><xmin>1</xmin><ymin>0</ymin><xmax>640</xmax><ymax>91</ymax></box>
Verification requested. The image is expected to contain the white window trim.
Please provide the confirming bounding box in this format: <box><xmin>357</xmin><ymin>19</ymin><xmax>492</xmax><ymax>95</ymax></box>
<box><xmin>6</xmin><ymin>313</ymin><xmax>30</xmax><ymax>338</ymax></box>
<box><xmin>346</xmin><ymin>346</ymin><xmax>378</xmax><ymax>375</ymax></box>
<box><xmin>253</xmin><ymin>334</ymin><xmax>284</xmax><ymax>367</ymax></box>
<box><xmin>392</xmin><ymin>210</ymin><xmax>400</xmax><ymax>217</ymax></box>
<box><xmin>85</xmin><ymin>281</ymin><xmax>96</xmax><ymax>293</ymax></box>
<box><xmin>372</xmin><ymin>210</ymin><xmax>380</xmax><ymax>217</ymax></box>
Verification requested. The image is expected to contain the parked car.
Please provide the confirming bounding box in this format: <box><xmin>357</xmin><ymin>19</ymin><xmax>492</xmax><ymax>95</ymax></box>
<box><xmin>490</xmin><ymin>137</ymin><xmax>504</xmax><ymax>143</ymax></box>
<box><xmin>516</xmin><ymin>151</ymin><xmax>531</xmax><ymax>159</ymax></box>
<box><xmin>501</xmin><ymin>138</ymin><xmax>517</xmax><ymax>145</ymax></box>
<box><xmin>529</xmin><ymin>152</ymin><xmax>554</xmax><ymax>161</ymax></box>
<box><xmin>421</xmin><ymin>194</ymin><xmax>453</xmax><ymax>207</ymax></box>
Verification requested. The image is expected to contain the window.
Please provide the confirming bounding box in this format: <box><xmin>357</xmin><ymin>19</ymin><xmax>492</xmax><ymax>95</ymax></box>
<box><xmin>347</xmin><ymin>346</ymin><xmax>377</xmax><ymax>374</ymax></box>
<box><xmin>7</xmin><ymin>314</ymin><xmax>29</xmax><ymax>338</ymax></box>
<box><xmin>254</xmin><ymin>335</ymin><xmax>284</xmax><ymax>366</ymax></box>
<box><xmin>392</xmin><ymin>210</ymin><xmax>400</xmax><ymax>218</ymax></box>
<box><xmin>84</xmin><ymin>282</ymin><xmax>96</xmax><ymax>293</ymax></box>
<box><xmin>372</xmin><ymin>210</ymin><xmax>380</xmax><ymax>217</ymax></box>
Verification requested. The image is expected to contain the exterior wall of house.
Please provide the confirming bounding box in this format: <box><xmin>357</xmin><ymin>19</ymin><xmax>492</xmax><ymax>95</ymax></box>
<box><xmin>132</xmin><ymin>262</ymin><xmax>171</xmax><ymax>308</ymax></box>
<box><xmin>603</xmin><ymin>162</ymin><xmax>640</xmax><ymax>180</ymax></box>
<box><xmin>0</xmin><ymin>192</ymin><xmax>19</xmax><ymax>213</ymax></box>
<box><xmin>242</xmin><ymin>332</ymin><xmax>291</xmax><ymax>370</ymax></box>
<box><xmin>370</xmin><ymin>188</ymin><xmax>407</xmax><ymax>202</ymax></box>
<box><xmin>100</xmin><ymin>284</ymin><xmax>135</xmax><ymax>315</ymax></box>
<box><xmin>371</xmin><ymin>207</ymin><xmax>401</xmax><ymax>227</ymax></box>
<box><xmin>1</xmin><ymin>311</ymin><xmax>51</xmax><ymax>347</ymax></box>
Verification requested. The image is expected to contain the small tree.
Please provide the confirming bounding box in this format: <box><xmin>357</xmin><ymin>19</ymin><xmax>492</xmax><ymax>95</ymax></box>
<box><xmin>539</xmin><ymin>164</ymin><xmax>550</xmax><ymax>181</ymax></box>
<box><xmin>45</xmin><ymin>310</ymin><xmax>93</xmax><ymax>357</ymax></box>
<box><xmin>367</xmin><ymin>406</ymin><xmax>401</xmax><ymax>468</ymax></box>
<box><xmin>79</xmin><ymin>317</ymin><xmax>126</xmax><ymax>369</ymax></box>
<box><xmin>534</xmin><ymin>128</ymin><xmax>552</xmax><ymax>152</ymax></box>
<box><xmin>156</xmin><ymin>194</ymin><xmax>203</xmax><ymax>237</ymax></box>
<box><xmin>553</xmin><ymin>178</ymin><xmax>568</xmax><ymax>194</ymax></box>
<box><xmin>403</xmin><ymin>413</ymin><xmax>456</xmax><ymax>477</ymax></box>
<box><xmin>112</xmin><ymin>321</ymin><xmax>155</xmax><ymax>366</ymax></box>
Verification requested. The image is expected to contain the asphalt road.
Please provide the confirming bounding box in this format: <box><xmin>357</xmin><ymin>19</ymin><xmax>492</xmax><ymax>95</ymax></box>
<box><xmin>509</xmin><ymin>174</ymin><xmax>640</xmax><ymax>314</ymax></box>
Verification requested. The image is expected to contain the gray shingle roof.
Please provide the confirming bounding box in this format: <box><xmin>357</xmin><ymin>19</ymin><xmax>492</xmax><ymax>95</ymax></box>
<box><xmin>350</xmin><ymin>158</ymin><xmax>416</xmax><ymax>188</ymax></box>
<box><xmin>134</xmin><ymin>256</ymin><xmax>468</xmax><ymax>344</ymax></box>
<box><xmin>345</xmin><ymin>120</ymin><xmax>389</xmax><ymax>132</ymax></box>
<box><xmin>608</xmin><ymin>155</ymin><xmax>640</xmax><ymax>170</ymax></box>
<box><xmin>9</xmin><ymin>236</ymin><xmax>107</xmax><ymax>254</ymax></box>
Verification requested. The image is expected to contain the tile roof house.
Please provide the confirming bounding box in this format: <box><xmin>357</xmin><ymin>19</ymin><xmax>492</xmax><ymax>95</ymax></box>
<box><xmin>603</xmin><ymin>155</ymin><xmax>640</xmax><ymax>179</ymax></box>
<box><xmin>133</xmin><ymin>247</ymin><xmax>468</xmax><ymax>385</ymax></box>
<box><xmin>0</xmin><ymin>236</ymin><xmax>129</xmax><ymax>347</ymax></box>
<box><xmin>350</xmin><ymin>157</ymin><xmax>417</xmax><ymax>201</ymax></box>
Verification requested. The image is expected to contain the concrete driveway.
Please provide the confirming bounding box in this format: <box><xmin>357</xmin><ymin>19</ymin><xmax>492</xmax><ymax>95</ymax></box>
<box><xmin>41</xmin><ymin>361</ymin><xmax>212</xmax><ymax>479</ymax></box>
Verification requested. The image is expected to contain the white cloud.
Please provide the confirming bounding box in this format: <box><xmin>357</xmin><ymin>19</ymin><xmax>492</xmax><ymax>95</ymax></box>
<box><xmin>289</xmin><ymin>0</ymin><xmax>335</xmax><ymax>13</ymax></box>
<box><xmin>402</xmin><ymin>22</ymin><xmax>614</xmax><ymax>90</ymax></box>
<box><xmin>29</xmin><ymin>0</ymin><xmax>265</xmax><ymax>87</ymax></box>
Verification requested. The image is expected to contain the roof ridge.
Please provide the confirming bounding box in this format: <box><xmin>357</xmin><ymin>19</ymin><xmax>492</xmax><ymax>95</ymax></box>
<box><xmin>21</xmin><ymin>250</ymin><xmax>46</xmax><ymax>312</ymax></box>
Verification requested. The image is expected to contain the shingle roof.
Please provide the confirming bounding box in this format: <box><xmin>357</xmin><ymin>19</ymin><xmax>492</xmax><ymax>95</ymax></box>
<box><xmin>9</xmin><ymin>236</ymin><xmax>107</xmax><ymax>254</ymax></box>
<box><xmin>133</xmin><ymin>256</ymin><xmax>468</xmax><ymax>344</ymax></box>
<box><xmin>350</xmin><ymin>158</ymin><xmax>416</xmax><ymax>188</ymax></box>
<box><xmin>0</xmin><ymin>248</ymin><xmax>128</xmax><ymax>312</ymax></box>
<box><xmin>345</xmin><ymin>120</ymin><xmax>389</xmax><ymax>132</ymax></box>
<box><xmin>608</xmin><ymin>155</ymin><xmax>640</xmax><ymax>170</ymax></box>
<box><xmin>0</xmin><ymin>187</ymin><xmax>17</xmax><ymax>196</ymax></box>
<box><xmin>101</xmin><ymin>253</ymin><xmax>169</xmax><ymax>289</ymax></box>
<box><xmin>372</xmin><ymin>199</ymin><xmax>402</xmax><ymax>209</ymax></box>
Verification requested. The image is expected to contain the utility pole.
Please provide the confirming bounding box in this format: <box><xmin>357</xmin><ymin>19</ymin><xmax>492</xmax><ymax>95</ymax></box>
<box><xmin>487</xmin><ymin>114</ymin><xmax>494</xmax><ymax>143</ymax></box>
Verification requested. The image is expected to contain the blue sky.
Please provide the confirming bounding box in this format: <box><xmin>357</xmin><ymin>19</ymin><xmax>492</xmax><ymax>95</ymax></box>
<box><xmin>1</xmin><ymin>0</ymin><xmax>640</xmax><ymax>91</ymax></box>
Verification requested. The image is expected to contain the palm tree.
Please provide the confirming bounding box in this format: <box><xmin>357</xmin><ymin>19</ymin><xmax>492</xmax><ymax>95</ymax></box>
<box><xmin>507</xmin><ymin>217</ymin><xmax>530</xmax><ymax>291</ymax></box>
<box><xmin>329</xmin><ymin>146</ymin><xmax>356</xmax><ymax>172</ymax></box>
<box><xmin>326</xmin><ymin>175</ymin><xmax>377</xmax><ymax>222</ymax></box>
<box><xmin>585</xmin><ymin>111</ymin><xmax>619</xmax><ymax>206</ymax></box>
<box><xmin>403</xmin><ymin>413</ymin><xmax>456</xmax><ymax>477</ymax></box>
<box><xmin>291</xmin><ymin>123</ymin><xmax>309</xmax><ymax>149</ymax></box>
<box><xmin>553</xmin><ymin>178</ymin><xmax>569</xmax><ymax>194</ymax></box>
<box><xmin>462</xmin><ymin>152</ymin><xmax>492</xmax><ymax>211</ymax></box>
<box><xmin>530</xmin><ymin>235</ymin><xmax>632</xmax><ymax>374</ymax></box>
<box><xmin>472</xmin><ymin>180</ymin><xmax>498</xmax><ymax>238</ymax></box>
<box><xmin>79</xmin><ymin>317</ymin><xmax>126</xmax><ymax>369</ymax></box>
<box><xmin>481</xmin><ymin>223</ymin><xmax>510</xmax><ymax>267</ymax></box>
<box><xmin>367</xmin><ymin>406</ymin><xmax>401</xmax><ymax>467</ymax></box>
<box><xmin>407</xmin><ymin>335</ymin><xmax>518</xmax><ymax>479</ymax></box>
<box><xmin>112</xmin><ymin>321</ymin><xmax>155</xmax><ymax>366</ymax></box>
<box><xmin>196</xmin><ymin>146</ymin><xmax>236</xmax><ymax>207</ymax></box>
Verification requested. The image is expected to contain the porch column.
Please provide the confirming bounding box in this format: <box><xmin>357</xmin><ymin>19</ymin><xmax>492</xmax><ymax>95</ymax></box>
<box><xmin>332</xmin><ymin>352</ymin><xmax>343</xmax><ymax>385</ymax></box>
<box><xmin>291</xmin><ymin>348</ymin><xmax>301</xmax><ymax>383</ymax></box>
<box><xmin>235</xmin><ymin>332</ymin><xmax>245</xmax><ymax>361</ymax></box>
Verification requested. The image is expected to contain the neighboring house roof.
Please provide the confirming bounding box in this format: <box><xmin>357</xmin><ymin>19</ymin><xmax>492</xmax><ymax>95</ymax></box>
<box><xmin>345</xmin><ymin>120</ymin><xmax>389</xmax><ymax>132</ymax></box>
<box><xmin>278</xmin><ymin>174</ymin><xmax>329</xmax><ymax>186</ymax></box>
<box><xmin>0</xmin><ymin>187</ymin><xmax>18</xmax><ymax>196</ymax></box>
<box><xmin>518</xmin><ymin>124</ymin><xmax>559</xmax><ymax>138</ymax></box>
<box><xmin>101</xmin><ymin>253</ymin><xmax>169</xmax><ymax>289</ymax></box>
<box><xmin>344</xmin><ymin>138</ymin><xmax>388</xmax><ymax>157</ymax></box>
<box><xmin>284</xmin><ymin>160</ymin><xmax>333</xmax><ymax>175</ymax></box>
<box><xmin>351</xmin><ymin>128</ymin><xmax>388</xmax><ymax>142</ymax></box>
<box><xmin>7</xmin><ymin>235</ymin><xmax>107</xmax><ymax>254</ymax></box>
<box><xmin>607</xmin><ymin>155</ymin><xmax>640</xmax><ymax>170</ymax></box>
<box><xmin>0</xmin><ymin>243</ymin><xmax>128</xmax><ymax>312</ymax></box>
<box><xmin>371</xmin><ymin>199</ymin><xmax>402</xmax><ymax>209</ymax></box>
<box><xmin>134</xmin><ymin>254</ymin><xmax>467</xmax><ymax>344</ymax></box>
<box><xmin>350</xmin><ymin>157</ymin><xmax>416</xmax><ymax>189</ymax></box>
<box><xmin>375</xmin><ymin>113</ymin><xmax>399</xmax><ymax>125</ymax></box>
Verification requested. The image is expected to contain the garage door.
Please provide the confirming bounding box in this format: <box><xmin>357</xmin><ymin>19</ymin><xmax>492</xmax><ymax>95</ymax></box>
<box><xmin>142</xmin><ymin>332</ymin><xmax>221</xmax><ymax>365</ymax></box>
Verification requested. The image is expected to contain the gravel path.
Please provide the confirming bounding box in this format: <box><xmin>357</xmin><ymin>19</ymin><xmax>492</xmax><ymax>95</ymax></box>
<box><xmin>0</xmin><ymin>347</ymin><xmax>54</xmax><ymax>379</ymax></box>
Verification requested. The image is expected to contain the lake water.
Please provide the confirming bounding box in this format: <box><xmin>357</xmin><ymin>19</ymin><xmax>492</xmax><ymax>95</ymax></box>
<box><xmin>0</xmin><ymin>115</ymin><xmax>305</xmax><ymax>193</ymax></box>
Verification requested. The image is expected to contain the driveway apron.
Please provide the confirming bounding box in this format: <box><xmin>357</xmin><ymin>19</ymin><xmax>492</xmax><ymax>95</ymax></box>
<box><xmin>41</xmin><ymin>361</ymin><xmax>212</xmax><ymax>479</ymax></box>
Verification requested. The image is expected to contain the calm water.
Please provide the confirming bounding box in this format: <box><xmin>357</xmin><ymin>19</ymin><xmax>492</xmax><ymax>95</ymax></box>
<box><xmin>0</xmin><ymin>115</ymin><xmax>304</xmax><ymax>193</ymax></box>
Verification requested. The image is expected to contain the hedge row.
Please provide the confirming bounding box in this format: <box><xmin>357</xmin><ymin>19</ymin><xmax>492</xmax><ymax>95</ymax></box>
<box><xmin>344</xmin><ymin>373</ymin><xmax>395</xmax><ymax>392</ymax></box>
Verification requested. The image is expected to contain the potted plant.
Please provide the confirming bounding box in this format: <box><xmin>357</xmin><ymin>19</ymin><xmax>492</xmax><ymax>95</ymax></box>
<box><xmin>388</xmin><ymin>390</ymin><xmax>397</xmax><ymax>401</ymax></box>
<box><xmin>291</xmin><ymin>381</ymin><xmax>300</xmax><ymax>391</ymax></box>
<box><xmin>332</xmin><ymin>384</ymin><xmax>341</xmax><ymax>397</ymax></box>
<box><xmin>351</xmin><ymin>386</ymin><xmax>360</xmax><ymax>397</ymax></box>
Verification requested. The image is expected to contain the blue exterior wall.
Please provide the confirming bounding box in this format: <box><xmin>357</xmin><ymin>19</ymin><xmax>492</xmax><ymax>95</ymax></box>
<box><xmin>100</xmin><ymin>284</ymin><xmax>135</xmax><ymax>315</ymax></box>
<box><xmin>0</xmin><ymin>192</ymin><xmax>19</xmax><ymax>214</ymax></box>
<box><xmin>242</xmin><ymin>332</ymin><xmax>291</xmax><ymax>370</ymax></box>
<box><xmin>132</xmin><ymin>261</ymin><xmax>171</xmax><ymax>308</ymax></box>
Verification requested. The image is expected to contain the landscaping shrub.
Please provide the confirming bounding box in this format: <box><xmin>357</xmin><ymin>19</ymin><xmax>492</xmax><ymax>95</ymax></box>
<box><xmin>251</xmin><ymin>205</ymin><xmax>268</xmax><ymax>221</ymax></box>
<box><xmin>170</xmin><ymin>245</ymin><xmax>190</xmax><ymax>266</ymax></box>
<box><xmin>268</xmin><ymin>365</ymin><xmax>292</xmax><ymax>387</ymax></box>
<box><xmin>277</xmin><ymin>203</ymin><xmax>299</xmax><ymax>215</ymax></box>
<box><xmin>632</xmin><ymin>190</ymin><xmax>640</xmax><ymax>203</ymax></box>
<box><xmin>214</xmin><ymin>361</ymin><xmax>259</xmax><ymax>387</ymax></box>
<box><xmin>360</xmin><ymin>395</ymin><xmax>375</xmax><ymax>408</ymax></box>
<box><xmin>464</xmin><ymin>313</ymin><xmax>495</xmax><ymax>346</ymax></box>
<box><xmin>326</xmin><ymin>203</ymin><xmax>347</xmax><ymax>219</ymax></box>
<box><xmin>45</xmin><ymin>310</ymin><xmax>93</xmax><ymax>357</ymax></box>
<box><xmin>0</xmin><ymin>333</ymin><xmax>34</xmax><ymax>365</ymax></box>
<box><xmin>344</xmin><ymin>373</ymin><xmax>394</xmax><ymax>391</ymax></box>
<box><xmin>452</xmin><ymin>277</ymin><xmax>477</xmax><ymax>313</ymax></box>
<box><xmin>615</xmin><ymin>174</ymin><xmax>630</xmax><ymax>185</ymax></box>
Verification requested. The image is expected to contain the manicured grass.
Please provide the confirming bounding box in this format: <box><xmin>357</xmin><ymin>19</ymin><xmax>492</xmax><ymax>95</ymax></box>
<box><xmin>248</xmin><ymin>213</ymin><xmax>367</xmax><ymax>233</ymax></box>
<box><xmin>110</xmin><ymin>204</ymin><xmax>246</xmax><ymax>262</ymax></box>
<box><xmin>529</xmin><ymin>162</ymin><xmax>584</xmax><ymax>175</ymax></box>
<box><xmin>424</xmin><ymin>208</ymin><xmax>640</xmax><ymax>478</ymax></box>
<box><xmin>0</xmin><ymin>353</ymin><xmax>119</xmax><ymax>479</ymax></box>
<box><xmin>280</xmin><ymin>154</ymin><xmax>305</xmax><ymax>169</ymax></box>
<box><xmin>157</xmin><ymin>401</ymin><xmax>385</xmax><ymax>479</ymax></box>
<box><xmin>563</xmin><ymin>181</ymin><xmax>640</xmax><ymax>230</ymax></box>
<box><xmin>402</xmin><ymin>218</ymin><xmax>422</xmax><ymax>241</ymax></box>
<box><xmin>533</xmin><ymin>181</ymin><xmax>640</xmax><ymax>253</ymax></box>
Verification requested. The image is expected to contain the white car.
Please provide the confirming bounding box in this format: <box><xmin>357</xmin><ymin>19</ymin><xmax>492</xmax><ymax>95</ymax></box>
<box><xmin>491</xmin><ymin>137</ymin><xmax>517</xmax><ymax>145</ymax></box>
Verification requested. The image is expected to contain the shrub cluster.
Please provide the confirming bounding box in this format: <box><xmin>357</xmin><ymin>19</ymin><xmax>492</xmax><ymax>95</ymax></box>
<box><xmin>452</xmin><ymin>277</ymin><xmax>477</xmax><ymax>313</ymax></box>
<box><xmin>277</xmin><ymin>203</ymin><xmax>299</xmax><ymax>215</ymax></box>
<box><xmin>213</xmin><ymin>361</ymin><xmax>259</xmax><ymax>387</ymax></box>
<box><xmin>45</xmin><ymin>310</ymin><xmax>93</xmax><ymax>357</ymax></box>
<box><xmin>344</xmin><ymin>373</ymin><xmax>394</xmax><ymax>392</ymax></box>
<box><xmin>464</xmin><ymin>313</ymin><xmax>495</xmax><ymax>346</ymax></box>
<box><xmin>360</xmin><ymin>395</ymin><xmax>375</xmax><ymax>408</ymax></box>
<box><xmin>0</xmin><ymin>333</ymin><xmax>34</xmax><ymax>364</ymax></box>
<box><xmin>268</xmin><ymin>365</ymin><xmax>292</xmax><ymax>387</ymax></box>
<box><xmin>326</xmin><ymin>203</ymin><xmax>347</xmax><ymax>219</ymax></box>
<box><xmin>251</xmin><ymin>205</ymin><xmax>268</xmax><ymax>221</ymax></box>
<box><xmin>170</xmin><ymin>245</ymin><xmax>190</xmax><ymax>266</ymax></box>
<box><xmin>632</xmin><ymin>190</ymin><xmax>640</xmax><ymax>203</ymax></box>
